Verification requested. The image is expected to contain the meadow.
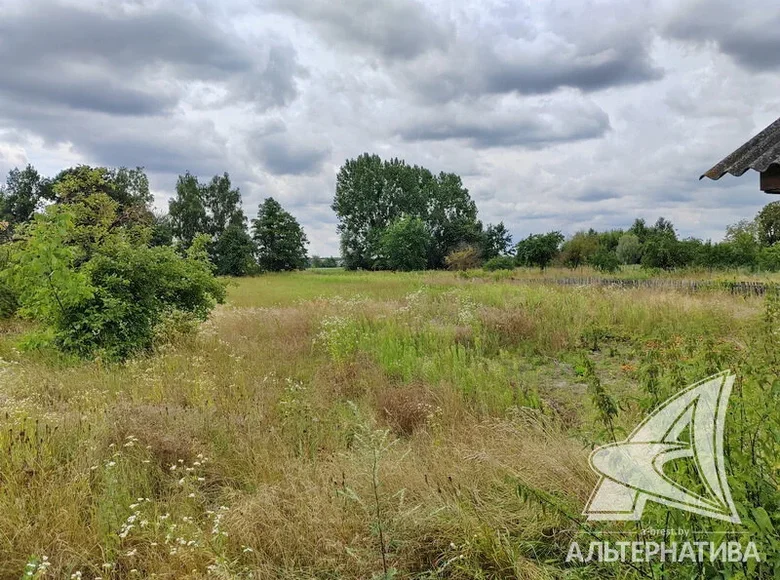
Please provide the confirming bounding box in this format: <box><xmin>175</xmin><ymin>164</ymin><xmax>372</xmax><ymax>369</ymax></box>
<box><xmin>0</xmin><ymin>268</ymin><xmax>778</xmax><ymax>579</ymax></box>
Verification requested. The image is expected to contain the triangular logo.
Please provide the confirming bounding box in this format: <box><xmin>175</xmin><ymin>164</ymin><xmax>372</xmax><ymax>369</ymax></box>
<box><xmin>584</xmin><ymin>371</ymin><xmax>740</xmax><ymax>524</ymax></box>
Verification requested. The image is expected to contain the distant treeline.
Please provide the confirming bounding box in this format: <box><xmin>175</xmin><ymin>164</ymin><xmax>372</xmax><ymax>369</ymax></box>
<box><xmin>4</xmin><ymin>159</ymin><xmax>780</xmax><ymax>277</ymax></box>
<box><xmin>0</xmin><ymin>164</ymin><xmax>310</xmax><ymax>275</ymax></box>
<box><xmin>509</xmin><ymin>210</ymin><xmax>780</xmax><ymax>273</ymax></box>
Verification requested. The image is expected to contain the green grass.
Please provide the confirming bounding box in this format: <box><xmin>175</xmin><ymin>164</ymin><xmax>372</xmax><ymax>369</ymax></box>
<box><xmin>0</xmin><ymin>269</ymin><xmax>776</xmax><ymax>578</ymax></box>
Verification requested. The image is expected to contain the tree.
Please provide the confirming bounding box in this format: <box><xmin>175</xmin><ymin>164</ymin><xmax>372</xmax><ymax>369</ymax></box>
<box><xmin>332</xmin><ymin>154</ymin><xmax>481</xmax><ymax>270</ymax></box>
<box><xmin>202</xmin><ymin>173</ymin><xmax>244</xmax><ymax>236</ymax></box>
<box><xmin>560</xmin><ymin>231</ymin><xmax>599</xmax><ymax>269</ymax></box>
<box><xmin>0</xmin><ymin>165</ymin><xmax>51</xmax><ymax>230</ymax></box>
<box><xmin>483</xmin><ymin>256</ymin><xmax>515</xmax><ymax>271</ymax></box>
<box><xmin>378</xmin><ymin>216</ymin><xmax>430</xmax><ymax>271</ymax></box>
<box><xmin>640</xmin><ymin>217</ymin><xmax>685</xmax><ymax>270</ymax></box>
<box><xmin>212</xmin><ymin>224</ymin><xmax>257</xmax><ymax>276</ymax></box>
<box><xmin>309</xmin><ymin>256</ymin><xmax>339</xmax><ymax>268</ymax></box>
<box><xmin>169</xmin><ymin>172</ymin><xmax>208</xmax><ymax>249</ymax></box>
<box><xmin>756</xmin><ymin>202</ymin><xmax>780</xmax><ymax>246</ymax></box>
<box><xmin>425</xmin><ymin>172</ymin><xmax>481</xmax><ymax>268</ymax></box>
<box><xmin>589</xmin><ymin>248</ymin><xmax>620</xmax><ymax>273</ymax></box>
<box><xmin>650</xmin><ymin>217</ymin><xmax>676</xmax><ymax>238</ymax></box>
<box><xmin>628</xmin><ymin>218</ymin><xmax>650</xmax><ymax>243</ymax></box>
<box><xmin>252</xmin><ymin>198</ymin><xmax>308</xmax><ymax>272</ymax></box>
<box><xmin>725</xmin><ymin>219</ymin><xmax>758</xmax><ymax>243</ymax></box>
<box><xmin>150</xmin><ymin>213</ymin><xmax>174</xmax><ymax>247</ymax></box>
<box><xmin>515</xmin><ymin>232</ymin><xmax>564</xmax><ymax>270</ymax></box>
<box><xmin>481</xmin><ymin>222</ymin><xmax>513</xmax><ymax>261</ymax></box>
<box><xmin>51</xmin><ymin>165</ymin><xmax>151</xmax><ymax>213</ymax></box>
<box><xmin>616</xmin><ymin>233</ymin><xmax>642</xmax><ymax>264</ymax></box>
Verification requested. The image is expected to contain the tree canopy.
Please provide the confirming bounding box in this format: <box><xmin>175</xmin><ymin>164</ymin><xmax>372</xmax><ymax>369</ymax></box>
<box><xmin>252</xmin><ymin>197</ymin><xmax>308</xmax><ymax>272</ymax></box>
<box><xmin>332</xmin><ymin>153</ymin><xmax>483</xmax><ymax>270</ymax></box>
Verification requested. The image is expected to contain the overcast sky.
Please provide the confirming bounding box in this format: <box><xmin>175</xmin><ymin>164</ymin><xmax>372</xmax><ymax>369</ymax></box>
<box><xmin>1</xmin><ymin>0</ymin><xmax>779</xmax><ymax>255</ymax></box>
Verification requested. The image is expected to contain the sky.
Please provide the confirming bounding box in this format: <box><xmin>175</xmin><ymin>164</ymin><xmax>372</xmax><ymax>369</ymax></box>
<box><xmin>1</xmin><ymin>0</ymin><xmax>780</xmax><ymax>256</ymax></box>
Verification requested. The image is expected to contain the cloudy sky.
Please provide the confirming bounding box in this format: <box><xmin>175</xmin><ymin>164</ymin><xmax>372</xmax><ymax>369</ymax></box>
<box><xmin>1</xmin><ymin>0</ymin><xmax>779</xmax><ymax>255</ymax></box>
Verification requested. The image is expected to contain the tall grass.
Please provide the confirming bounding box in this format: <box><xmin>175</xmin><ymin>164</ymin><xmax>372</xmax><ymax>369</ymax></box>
<box><xmin>0</xmin><ymin>270</ymin><xmax>773</xmax><ymax>578</ymax></box>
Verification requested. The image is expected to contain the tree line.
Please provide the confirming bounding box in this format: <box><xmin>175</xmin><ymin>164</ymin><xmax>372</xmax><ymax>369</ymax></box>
<box><xmin>511</xmin><ymin>208</ymin><xmax>780</xmax><ymax>273</ymax></box>
<box><xmin>331</xmin><ymin>153</ymin><xmax>780</xmax><ymax>274</ymax></box>
<box><xmin>0</xmin><ymin>165</ymin><xmax>311</xmax><ymax>276</ymax></box>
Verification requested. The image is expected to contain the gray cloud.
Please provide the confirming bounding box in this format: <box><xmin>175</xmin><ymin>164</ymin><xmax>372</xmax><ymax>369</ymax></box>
<box><xmin>403</xmin><ymin>44</ymin><xmax>661</xmax><ymax>103</ymax></box>
<box><xmin>397</xmin><ymin>99</ymin><xmax>610</xmax><ymax>148</ymax></box>
<box><xmin>253</xmin><ymin>134</ymin><xmax>331</xmax><ymax>176</ymax></box>
<box><xmin>0</xmin><ymin>1</ymin><xmax>302</xmax><ymax>115</ymax></box>
<box><xmin>268</xmin><ymin>0</ymin><xmax>450</xmax><ymax>61</ymax></box>
<box><xmin>665</xmin><ymin>0</ymin><xmax>780</xmax><ymax>72</ymax></box>
<box><xmin>386</xmin><ymin>1</ymin><xmax>663</xmax><ymax>102</ymax></box>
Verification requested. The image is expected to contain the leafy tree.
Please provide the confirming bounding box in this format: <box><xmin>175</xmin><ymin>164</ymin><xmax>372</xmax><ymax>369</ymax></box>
<box><xmin>628</xmin><ymin>218</ymin><xmax>650</xmax><ymax>243</ymax></box>
<box><xmin>4</xmin><ymin>200</ymin><xmax>224</xmax><ymax>360</ymax></box>
<box><xmin>596</xmin><ymin>229</ymin><xmax>624</xmax><ymax>252</ymax></box>
<box><xmin>310</xmin><ymin>256</ymin><xmax>340</xmax><ymax>268</ymax></box>
<box><xmin>169</xmin><ymin>172</ymin><xmax>208</xmax><ymax>249</ymax></box>
<box><xmin>202</xmin><ymin>173</ymin><xmax>244</xmax><ymax>236</ymax></box>
<box><xmin>51</xmin><ymin>165</ymin><xmax>152</xmax><ymax>213</ymax></box>
<box><xmin>759</xmin><ymin>244</ymin><xmax>780</xmax><ymax>271</ymax></box>
<box><xmin>0</xmin><ymin>165</ymin><xmax>51</xmax><ymax>230</ymax></box>
<box><xmin>378</xmin><ymin>216</ymin><xmax>430</xmax><ymax>271</ymax></box>
<box><xmin>332</xmin><ymin>154</ymin><xmax>481</xmax><ymax>270</ymax></box>
<box><xmin>726</xmin><ymin>229</ymin><xmax>760</xmax><ymax>269</ymax></box>
<box><xmin>107</xmin><ymin>166</ymin><xmax>153</xmax><ymax>209</ymax></box>
<box><xmin>212</xmin><ymin>224</ymin><xmax>257</xmax><ymax>276</ymax></box>
<box><xmin>588</xmin><ymin>248</ymin><xmax>621</xmax><ymax>273</ymax></box>
<box><xmin>481</xmin><ymin>222</ymin><xmax>513</xmax><ymax>261</ymax></box>
<box><xmin>756</xmin><ymin>202</ymin><xmax>780</xmax><ymax>246</ymax></box>
<box><xmin>426</xmin><ymin>172</ymin><xmax>481</xmax><ymax>268</ymax></box>
<box><xmin>641</xmin><ymin>218</ymin><xmax>685</xmax><ymax>270</ymax></box>
<box><xmin>150</xmin><ymin>213</ymin><xmax>174</xmax><ymax>247</ymax></box>
<box><xmin>515</xmin><ymin>232</ymin><xmax>564</xmax><ymax>270</ymax></box>
<box><xmin>252</xmin><ymin>198</ymin><xmax>308</xmax><ymax>272</ymax></box>
<box><xmin>616</xmin><ymin>233</ymin><xmax>642</xmax><ymax>265</ymax></box>
<box><xmin>725</xmin><ymin>219</ymin><xmax>759</xmax><ymax>243</ymax></box>
<box><xmin>650</xmin><ymin>217</ymin><xmax>676</xmax><ymax>238</ymax></box>
<box><xmin>560</xmin><ymin>231</ymin><xmax>599</xmax><ymax>269</ymax></box>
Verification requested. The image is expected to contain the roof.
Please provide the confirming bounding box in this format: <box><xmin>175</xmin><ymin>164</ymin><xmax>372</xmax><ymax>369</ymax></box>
<box><xmin>701</xmin><ymin>116</ymin><xmax>780</xmax><ymax>181</ymax></box>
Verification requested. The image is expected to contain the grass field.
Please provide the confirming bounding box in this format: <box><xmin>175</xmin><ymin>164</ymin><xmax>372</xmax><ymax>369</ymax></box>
<box><xmin>0</xmin><ymin>269</ymin><xmax>777</xmax><ymax>579</ymax></box>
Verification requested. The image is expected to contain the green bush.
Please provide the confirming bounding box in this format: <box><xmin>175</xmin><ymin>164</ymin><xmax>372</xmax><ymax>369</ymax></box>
<box><xmin>482</xmin><ymin>256</ymin><xmax>515</xmax><ymax>271</ymax></box>
<box><xmin>4</xmin><ymin>201</ymin><xmax>225</xmax><ymax>360</ymax></box>
<box><xmin>378</xmin><ymin>216</ymin><xmax>430</xmax><ymax>271</ymax></box>
<box><xmin>588</xmin><ymin>249</ymin><xmax>621</xmax><ymax>273</ymax></box>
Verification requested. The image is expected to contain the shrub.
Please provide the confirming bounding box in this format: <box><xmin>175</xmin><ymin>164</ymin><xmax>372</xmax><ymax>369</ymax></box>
<box><xmin>378</xmin><ymin>216</ymin><xmax>430</xmax><ymax>271</ymax></box>
<box><xmin>615</xmin><ymin>233</ymin><xmax>642</xmax><ymax>264</ymax></box>
<box><xmin>4</xmin><ymin>202</ymin><xmax>225</xmax><ymax>360</ymax></box>
<box><xmin>514</xmin><ymin>231</ymin><xmax>564</xmax><ymax>270</ymax></box>
<box><xmin>444</xmin><ymin>245</ymin><xmax>481</xmax><ymax>271</ymax></box>
<box><xmin>483</xmin><ymin>256</ymin><xmax>515</xmax><ymax>271</ymax></box>
<box><xmin>588</xmin><ymin>249</ymin><xmax>621</xmax><ymax>273</ymax></box>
